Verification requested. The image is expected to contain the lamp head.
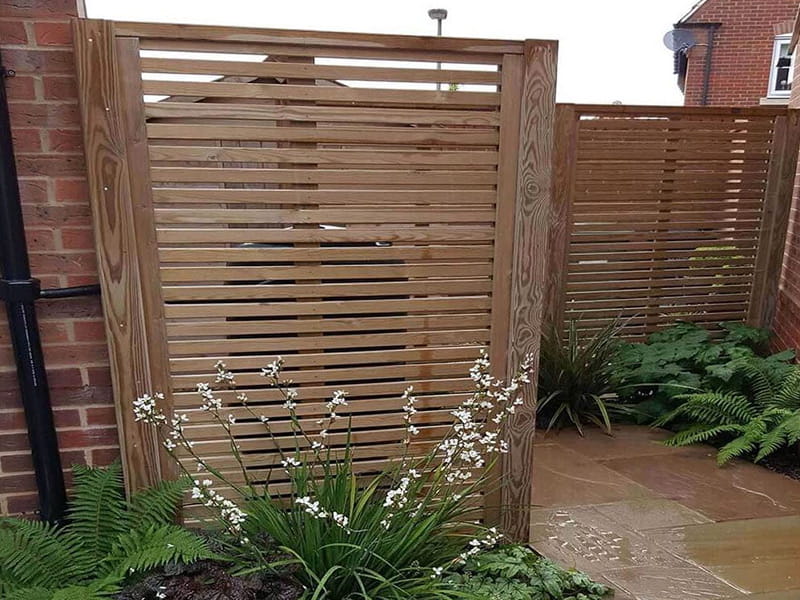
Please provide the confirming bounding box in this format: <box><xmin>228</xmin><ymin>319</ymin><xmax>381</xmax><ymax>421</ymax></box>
<box><xmin>428</xmin><ymin>8</ymin><xmax>448</xmax><ymax>20</ymax></box>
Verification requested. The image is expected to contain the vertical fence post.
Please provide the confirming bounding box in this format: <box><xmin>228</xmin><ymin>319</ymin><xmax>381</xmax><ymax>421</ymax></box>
<box><xmin>545</xmin><ymin>104</ymin><xmax>577</xmax><ymax>331</ymax></box>
<box><xmin>501</xmin><ymin>39</ymin><xmax>558</xmax><ymax>542</ymax></box>
<box><xmin>748</xmin><ymin>110</ymin><xmax>800</xmax><ymax>329</ymax></box>
<box><xmin>74</xmin><ymin>19</ymin><xmax>173</xmax><ymax>492</ymax></box>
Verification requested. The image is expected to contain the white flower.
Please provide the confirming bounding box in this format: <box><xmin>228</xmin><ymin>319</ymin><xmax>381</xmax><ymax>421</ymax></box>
<box><xmin>431</xmin><ymin>567</ymin><xmax>444</xmax><ymax>578</ymax></box>
<box><xmin>295</xmin><ymin>496</ymin><xmax>329</xmax><ymax>519</ymax></box>
<box><xmin>326</xmin><ymin>390</ymin><xmax>348</xmax><ymax>411</ymax></box>
<box><xmin>331</xmin><ymin>511</ymin><xmax>349</xmax><ymax>530</ymax></box>
<box><xmin>227</xmin><ymin>414</ymin><xmax>236</xmax><ymax>425</ymax></box>
<box><xmin>261</xmin><ymin>357</ymin><xmax>284</xmax><ymax>379</ymax></box>
<box><xmin>133</xmin><ymin>393</ymin><xmax>166</xmax><ymax>424</ymax></box>
<box><xmin>162</xmin><ymin>438</ymin><xmax>176</xmax><ymax>451</ymax></box>
<box><xmin>259</xmin><ymin>415</ymin><xmax>269</xmax><ymax>423</ymax></box>
<box><xmin>283</xmin><ymin>399</ymin><xmax>297</xmax><ymax>410</ymax></box>
<box><xmin>282</xmin><ymin>456</ymin><xmax>301</xmax><ymax>469</ymax></box>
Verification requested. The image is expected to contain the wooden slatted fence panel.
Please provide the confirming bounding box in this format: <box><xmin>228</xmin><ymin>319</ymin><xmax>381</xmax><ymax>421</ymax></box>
<box><xmin>74</xmin><ymin>19</ymin><xmax>557</xmax><ymax>541</ymax></box>
<box><xmin>548</xmin><ymin>104</ymin><xmax>800</xmax><ymax>339</ymax></box>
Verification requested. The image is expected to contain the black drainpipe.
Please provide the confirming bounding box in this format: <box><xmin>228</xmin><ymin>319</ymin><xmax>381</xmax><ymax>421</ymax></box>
<box><xmin>1</xmin><ymin>55</ymin><xmax>100</xmax><ymax>523</ymax></box>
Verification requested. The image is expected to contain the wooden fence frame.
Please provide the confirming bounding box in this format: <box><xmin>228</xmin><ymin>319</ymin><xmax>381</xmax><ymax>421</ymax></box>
<box><xmin>73</xmin><ymin>18</ymin><xmax>557</xmax><ymax>542</ymax></box>
<box><xmin>546</xmin><ymin>103</ymin><xmax>800</xmax><ymax>336</ymax></box>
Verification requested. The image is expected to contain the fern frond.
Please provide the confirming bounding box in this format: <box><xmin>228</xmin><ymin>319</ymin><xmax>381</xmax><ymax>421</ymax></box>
<box><xmin>65</xmin><ymin>463</ymin><xmax>129</xmax><ymax>562</ymax></box>
<box><xmin>4</xmin><ymin>587</ymin><xmax>54</xmax><ymax>600</ymax></box>
<box><xmin>717</xmin><ymin>434</ymin><xmax>758</xmax><ymax>465</ymax></box>
<box><xmin>772</xmin><ymin>369</ymin><xmax>800</xmax><ymax>410</ymax></box>
<box><xmin>673</xmin><ymin>392</ymin><xmax>755</xmax><ymax>426</ymax></box>
<box><xmin>105</xmin><ymin>525</ymin><xmax>211</xmax><ymax>579</ymax></box>
<box><xmin>664</xmin><ymin>423</ymin><xmax>743</xmax><ymax>447</ymax></box>
<box><xmin>128</xmin><ymin>477</ymin><xmax>189</xmax><ymax>529</ymax></box>
<box><xmin>0</xmin><ymin>520</ymin><xmax>91</xmax><ymax>590</ymax></box>
<box><xmin>51</xmin><ymin>581</ymin><xmax>118</xmax><ymax>600</ymax></box>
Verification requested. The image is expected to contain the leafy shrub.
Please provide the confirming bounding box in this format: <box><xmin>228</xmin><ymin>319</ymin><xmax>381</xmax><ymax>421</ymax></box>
<box><xmin>656</xmin><ymin>360</ymin><xmax>800</xmax><ymax>465</ymax></box>
<box><xmin>0</xmin><ymin>463</ymin><xmax>211</xmax><ymax>600</ymax></box>
<box><xmin>537</xmin><ymin>320</ymin><xmax>624</xmax><ymax>435</ymax></box>
<box><xmin>445</xmin><ymin>545</ymin><xmax>610</xmax><ymax>600</ymax></box>
<box><xmin>134</xmin><ymin>352</ymin><xmax>534</xmax><ymax>599</ymax></box>
<box><xmin>611</xmin><ymin>321</ymin><xmax>794</xmax><ymax>422</ymax></box>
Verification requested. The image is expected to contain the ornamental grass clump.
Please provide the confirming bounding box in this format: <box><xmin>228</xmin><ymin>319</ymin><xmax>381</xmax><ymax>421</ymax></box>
<box><xmin>134</xmin><ymin>350</ymin><xmax>533</xmax><ymax>599</ymax></box>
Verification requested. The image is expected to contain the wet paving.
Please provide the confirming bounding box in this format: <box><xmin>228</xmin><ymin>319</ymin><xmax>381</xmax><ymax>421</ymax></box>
<box><xmin>531</xmin><ymin>425</ymin><xmax>800</xmax><ymax>600</ymax></box>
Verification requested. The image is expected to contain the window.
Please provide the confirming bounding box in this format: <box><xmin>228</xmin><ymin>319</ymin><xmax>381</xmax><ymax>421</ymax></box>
<box><xmin>768</xmin><ymin>35</ymin><xmax>795</xmax><ymax>98</ymax></box>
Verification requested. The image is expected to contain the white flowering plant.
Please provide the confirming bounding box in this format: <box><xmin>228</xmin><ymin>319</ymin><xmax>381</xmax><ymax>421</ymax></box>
<box><xmin>134</xmin><ymin>350</ymin><xmax>533</xmax><ymax>599</ymax></box>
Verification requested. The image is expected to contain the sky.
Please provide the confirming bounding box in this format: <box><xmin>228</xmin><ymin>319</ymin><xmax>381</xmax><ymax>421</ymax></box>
<box><xmin>85</xmin><ymin>0</ymin><xmax>700</xmax><ymax>105</ymax></box>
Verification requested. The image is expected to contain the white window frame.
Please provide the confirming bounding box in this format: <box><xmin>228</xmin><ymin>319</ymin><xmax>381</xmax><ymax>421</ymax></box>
<box><xmin>768</xmin><ymin>34</ymin><xmax>795</xmax><ymax>98</ymax></box>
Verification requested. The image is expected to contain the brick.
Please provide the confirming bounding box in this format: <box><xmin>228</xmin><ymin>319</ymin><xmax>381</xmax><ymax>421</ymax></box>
<box><xmin>42</xmin><ymin>75</ymin><xmax>77</xmax><ymax>100</ymax></box>
<box><xmin>46</xmin><ymin>128</ymin><xmax>82</xmax><ymax>152</ymax></box>
<box><xmin>1</xmin><ymin>0</ymin><xmax>82</xmax><ymax>18</ymax></box>
<box><xmin>73</xmin><ymin>320</ymin><xmax>105</xmax><ymax>343</ymax></box>
<box><xmin>33</xmin><ymin>21</ymin><xmax>72</xmax><ymax>46</ymax></box>
<box><xmin>58</xmin><ymin>426</ymin><xmax>118</xmax><ymax>450</ymax></box>
<box><xmin>29</xmin><ymin>251</ymin><xmax>97</xmax><ymax>276</ymax></box>
<box><xmin>37</xmin><ymin>296</ymin><xmax>103</xmax><ymax>320</ymax></box>
<box><xmin>17</xmin><ymin>178</ymin><xmax>48</xmax><ymax>204</ymax></box>
<box><xmin>15</xmin><ymin>154</ymin><xmax>85</xmax><ymax>177</ymax></box>
<box><xmin>90</xmin><ymin>447</ymin><xmax>120</xmax><ymax>466</ymax></box>
<box><xmin>43</xmin><ymin>342</ymin><xmax>108</xmax><ymax>367</ymax></box>
<box><xmin>6</xmin><ymin>493</ymin><xmax>38</xmax><ymax>516</ymax></box>
<box><xmin>2</xmin><ymin>48</ymin><xmax>74</xmax><ymax>74</ymax></box>
<box><xmin>24</xmin><ymin>228</ymin><xmax>55</xmax><ymax>251</ymax></box>
<box><xmin>10</xmin><ymin>128</ymin><xmax>42</xmax><ymax>153</ymax></box>
<box><xmin>0</xmin><ymin>20</ymin><xmax>29</xmax><ymax>44</ymax></box>
<box><xmin>8</xmin><ymin>102</ymin><xmax>80</xmax><ymax>128</ymax></box>
<box><xmin>54</xmin><ymin>177</ymin><xmax>88</xmax><ymax>202</ymax></box>
<box><xmin>22</xmin><ymin>203</ymin><xmax>92</xmax><ymax>228</ymax></box>
<box><xmin>0</xmin><ymin>410</ymin><xmax>26</xmax><ymax>430</ymax></box>
<box><xmin>0</xmin><ymin>432</ymin><xmax>30</xmax><ymax>452</ymax></box>
<box><xmin>86</xmin><ymin>406</ymin><xmax>117</xmax><ymax>426</ymax></box>
<box><xmin>3</xmin><ymin>74</ymin><xmax>36</xmax><ymax>101</ymax></box>
<box><xmin>61</xmin><ymin>227</ymin><xmax>96</xmax><ymax>250</ymax></box>
<box><xmin>51</xmin><ymin>385</ymin><xmax>112</xmax><ymax>408</ymax></box>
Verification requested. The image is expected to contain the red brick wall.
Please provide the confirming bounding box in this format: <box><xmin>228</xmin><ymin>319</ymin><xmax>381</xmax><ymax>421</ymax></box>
<box><xmin>682</xmin><ymin>0</ymin><xmax>798</xmax><ymax>106</ymax></box>
<box><xmin>0</xmin><ymin>0</ymin><xmax>117</xmax><ymax>516</ymax></box>
<box><xmin>773</xmin><ymin>42</ymin><xmax>800</xmax><ymax>355</ymax></box>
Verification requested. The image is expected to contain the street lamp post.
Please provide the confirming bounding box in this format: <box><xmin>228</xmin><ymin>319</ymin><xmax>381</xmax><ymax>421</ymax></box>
<box><xmin>428</xmin><ymin>8</ymin><xmax>448</xmax><ymax>90</ymax></box>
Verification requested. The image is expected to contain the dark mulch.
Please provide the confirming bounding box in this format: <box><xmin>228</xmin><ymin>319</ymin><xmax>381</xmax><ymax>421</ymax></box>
<box><xmin>116</xmin><ymin>561</ymin><xmax>303</xmax><ymax>600</ymax></box>
<box><xmin>760</xmin><ymin>446</ymin><xmax>800</xmax><ymax>481</ymax></box>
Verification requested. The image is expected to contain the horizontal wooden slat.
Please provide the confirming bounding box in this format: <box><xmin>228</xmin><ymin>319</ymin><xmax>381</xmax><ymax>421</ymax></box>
<box><xmin>169</xmin><ymin>345</ymin><xmax>483</xmax><ymax>373</ymax></box>
<box><xmin>172</xmin><ymin>361</ymin><xmax>474</xmax><ymax>390</ymax></box>
<box><xmin>139</xmin><ymin>57</ymin><xmax>501</xmax><ymax>85</ymax></box>
<box><xmin>168</xmin><ymin>329</ymin><xmax>489</xmax><ymax>354</ymax></box>
<box><xmin>148</xmin><ymin>146</ymin><xmax>499</xmax><ymax>166</ymax></box>
<box><xmin>142</xmin><ymin>79</ymin><xmax>501</xmax><ymax>106</ymax></box>
<box><xmin>151</xmin><ymin>188</ymin><xmax>497</xmax><ymax>205</ymax></box>
<box><xmin>167</xmin><ymin>313</ymin><xmax>490</xmax><ymax>337</ymax></box>
<box><xmin>145</xmin><ymin>101</ymin><xmax>501</xmax><ymax>127</ymax></box>
<box><xmin>154</xmin><ymin>207</ymin><xmax>495</xmax><ymax>224</ymax></box>
<box><xmin>157</xmin><ymin>227</ymin><xmax>495</xmax><ymax>244</ymax></box>
<box><xmin>163</xmin><ymin>278</ymin><xmax>492</xmax><ymax>301</ymax></box>
<box><xmin>159</xmin><ymin>245</ymin><xmax>493</xmax><ymax>263</ymax></box>
<box><xmin>161</xmin><ymin>262</ymin><xmax>492</xmax><ymax>282</ymax></box>
<box><xmin>114</xmin><ymin>21</ymin><xmax>524</xmax><ymax>54</ymax></box>
<box><xmin>147</xmin><ymin>123</ymin><xmax>499</xmax><ymax>145</ymax></box>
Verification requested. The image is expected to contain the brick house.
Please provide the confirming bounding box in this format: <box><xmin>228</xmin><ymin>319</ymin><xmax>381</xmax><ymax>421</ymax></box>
<box><xmin>0</xmin><ymin>0</ymin><xmax>117</xmax><ymax>516</ymax></box>
<box><xmin>674</xmin><ymin>0</ymin><xmax>799</xmax><ymax>106</ymax></box>
<box><xmin>673</xmin><ymin>0</ymin><xmax>800</xmax><ymax>354</ymax></box>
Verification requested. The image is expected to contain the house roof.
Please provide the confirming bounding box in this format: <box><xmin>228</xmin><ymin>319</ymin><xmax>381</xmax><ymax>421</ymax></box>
<box><xmin>677</xmin><ymin>0</ymin><xmax>711</xmax><ymax>25</ymax></box>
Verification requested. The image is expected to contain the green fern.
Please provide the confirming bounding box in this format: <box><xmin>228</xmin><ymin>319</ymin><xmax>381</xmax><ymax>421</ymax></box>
<box><xmin>661</xmin><ymin>361</ymin><xmax>800</xmax><ymax>465</ymax></box>
<box><xmin>107</xmin><ymin>525</ymin><xmax>211</xmax><ymax>577</ymax></box>
<box><xmin>0</xmin><ymin>463</ymin><xmax>211</xmax><ymax>600</ymax></box>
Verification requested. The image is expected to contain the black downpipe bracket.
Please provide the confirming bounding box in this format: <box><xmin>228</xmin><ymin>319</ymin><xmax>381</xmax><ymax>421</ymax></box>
<box><xmin>0</xmin><ymin>57</ymin><xmax>69</xmax><ymax>522</ymax></box>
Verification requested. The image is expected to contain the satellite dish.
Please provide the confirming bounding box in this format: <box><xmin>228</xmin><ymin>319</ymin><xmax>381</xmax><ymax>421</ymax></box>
<box><xmin>663</xmin><ymin>28</ymin><xmax>696</xmax><ymax>52</ymax></box>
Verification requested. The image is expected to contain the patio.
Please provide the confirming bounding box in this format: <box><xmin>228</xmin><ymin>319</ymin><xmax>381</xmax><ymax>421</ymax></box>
<box><xmin>531</xmin><ymin>425</ymin><xmax>800</xmax><ymax>600</ymax></box>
